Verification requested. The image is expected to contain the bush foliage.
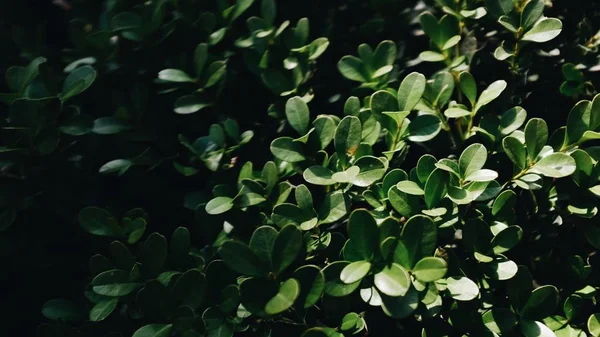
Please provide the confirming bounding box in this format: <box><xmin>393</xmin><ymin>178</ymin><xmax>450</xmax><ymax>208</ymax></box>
<box><xmin>3</xmin><ymin>0</ymin><xmax>600</xmax><ymax>336</ymax></box>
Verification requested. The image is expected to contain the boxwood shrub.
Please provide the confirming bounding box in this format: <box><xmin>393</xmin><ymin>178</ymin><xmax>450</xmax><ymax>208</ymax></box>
<box><xmin>2</xmin><ymin>0</ymin><xmax>600</xmax><ymax>337</ymax></box>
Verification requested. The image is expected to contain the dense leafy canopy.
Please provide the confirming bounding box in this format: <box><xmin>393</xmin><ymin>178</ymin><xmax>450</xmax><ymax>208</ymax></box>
<box><xmin>3</xmin><ymin>0</ymin><xmax>600</xmax><ymax>337</ymax></box>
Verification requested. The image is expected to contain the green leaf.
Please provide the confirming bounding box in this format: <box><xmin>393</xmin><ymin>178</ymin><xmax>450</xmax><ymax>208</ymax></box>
<box><xmin>61</xmin><ymin>66</ymin><xmax>97</xmax><ymax>101</ymax></box>
<box><xmin>482</xmin><ymin>308</ymin><xmax>518</xmax><ymax>335</ymax></box>
<box><xmin>309</xmin><ymin>38</ymin><xmax>330</xmax><ymax>60</ymax></box>
<box><xmin>335</xmin><ymin>116</ymin><xmax>362</xmax><ymax>165</ymax></box>
<box><xmin>567</xmin><ymin>101</ymin><xmax>593</xmax><ymax>144</ymax></box>
<box><xmin>206</xmin><ymin>197</ymin><xmax>234</xmax><ymax>215</ymax></box>
<box><xmin>265</xmin><ymin>278</ymin><xmax>300</xmax><ymax>315</ymax></box>
<box><xmin>530</xmin><ymin>153</ymin><xmax>576</xmax><ymax>178</ymax></box>
<box><xmin>413</xmin><ymin>257</ymin><xmax>448</xmax><ymax>282</ymax></box>
<box><xmin>302</xmin><ymin>328</ymin><xmax>344</xmax><ymax>337</ymax></box>
<box><xmin>332</xmin><ymin>166</ymin><xmax>360</xmax><ymax>183</ymax></box>
<box><xmin>89</xmin><ymin>298</ymin><xmax>118</xmax><ymax>321</ymax></box>
<box><xmin>249</xmin><ymin>226</ymin><xmax>277</xmax><ymax>265</ymax></box>
<box><xmin>172</xmin><ymin>269</ymin><xmax>206</xmax><ymax>309</ymax></box>
<box><xmin>419</xmin><ymin>51</ymin><xmax>446</xmax><ymax>62</ymax></box>
<box><xmin>465</xmin><ymin>169</ymin><xmax>498</xmax><ymax>182</ymax></box>
<box><xmin>475</xmin><ymin>80</ymin><xmax>507</xmax><ymax>112</ymax></box>
<box><xmin>520</xmin><ymin>320</ymin><xmax>557</xmax><ymax>337</ymax></box>
<box><xmin>503</xmin><ymin>136</ymin><xmax>527</xmax><ymax>169</ymax></box>
<box><xmin>261</xmin><ymin>0</ymin><xmax>276</xmax><ymax>25</ymax></box>
<box><xmin>286</xmin><ymin>96</ymin><xmax>310</xmax><ymax>135</ymax></box>
<box><xmin>272</xmin><ymin>225</ymin><xmax>303</xmax><ymax>273</ymax></box>
<box><xmin>132</xmin><ymin>324</ymin><xmax>173</xmax><ymax>337</ymax></box>
<box><xmin>446</xmin><ymin>276</ymin><xmax>479</xmax><ymax>301</ymax></box>
<box><xmin>79</xmin><ymin>207</ymin><xmax>123</xmax><ymax>237</ymax></box>
<box><xmin>522</xmin><ymin>285</ymin><xmax>559</xmax><ymax>320</ymax></box>
<box><xmin>312</xmin><ymin>116</ymin><xmax>336</xmax><ymax>149</ymax></box>
<box><xmin>522</xmin><ymin>18</ymin><xmax>563</xmax><ymax>43</ymax></box>
<box><xmin>417</xmin><ymin>155</ymin><xmax>438</xmax><ymax>184</ymax></box>
<box><xmin>408</xmin><ymin>114</ymin><xmax>442</xmax><ymax>142</ymax></box>
<box><xmin>419</xmin><ymin>12</ymin><xmax>441</xmax><ymax>45</ymax></box>
<box><xmin>295</xmin><ymin>185</ymin><xmax>313</xmax><ymax>211</ymax></box>
<box><xmin>380</xmin><ymin>286</ymin><xmax>419</xmax><ymax>318</ymax></box>
<box><xmin>92</xmin><ymin>269</ymin><xmax>140</xmax><ymax>297</ymax></box>
<box><xmin>303</xmin><ymin>166</ymin><xmax>336</xmax><ymax>185</ymax></box>
<box><xmin>401</xmin><ymin>215</ymin><xmax>437</xmax><ymax>268</ymax></box>
<box><xmin>139</xmin><ymin>233</ymin><xmax>168</xmax><ymax>278</ymax></box>
<box><xmin>459</xmin><ymin>72</ymin><xmax>477</xmax><ymax>105</ymax></box>
<box><xmin>491</xmin><ymin>226</ymin><xmax>523</xmax><ymax>254</ymax></box>
<box><xmin>500</xmin><ymin>106</ymin><xmax>527</xmax><ymax>136</ymax></box>
<box><xmin>397</xmin><ymin>72</ymin><xmax>426</xmax><ymax>112</ymax></box>
<box><xmin>194</xmin><ymin>43</ymin><xmax>208</xmax><ymax>77</ymax></box>
<box><xmin>371</xmin><ymin>90</ymin><xmax>398</xmax><ymax>117</ymax></box>
<box><xmin>525</xmin><ymin>118</ymin><xmax>549</xmax><ymax>161</ymax></box>
<box><xmin>174</xmin><ymin>95</ymin><xmax>210</xmax><ymax>114</ymax></box>
<box><xmin>42</xmin><ymin>299</ymin><xmax>83</xmax><ymax>321</ymax></box>
<box><xmin>347</xmin><ymin>210</ymin><xmax>379</xmax><ymax>260</ymax></box>
<box><xmin>564</xmin><ymin>295</ymin><xmax>584</xmax><ymax>322</ymax></box>
<box><xmin>396</xmin><ymin>181</ymin><xmax>425</xmax><ymax>195</ymax></box>
<box><xmin>158</xmin><ymin>69</ymin><xmax>194</xmax><ymax>82</ymax></box>
<box><xmin>323</xmin><ymin>261</ymin><xmax>361</xmax><ymax>297</ymax></box>
<box><xmin>424</xmin><ymin>169</ymin><xmax>449</xmax><ymax>208</ymax></box>
<box><xmin>270</xmin><ymin>137</ymin><xmax>306</xmax><ymax>162</ymax></box>
<box><xmin>588</xmin><ymin>314</ymin><xmax>600</xmax><ymax>337</ymax></box>
<box><xmin>459</xmin><ymin>143</ymin><xmax>488</xmax><ymax>179</ymax></box>
<box><xmin>445</xmin><ymin>107</ymin><xmax>471</xmax><ymax>118</ymax></box>
<box><xmin>521</xmin><ymin>0</ymin><xmax>545</xmax><ymax>31</ymax></box>
<box><xmin>351</xmin><ymin>156</ymin><xmax>386</xmax><ymax>187</ymax></box>
<box><xmin>338</xmin><ymin>56</ymin><xmax>369</xmax><ymax>82</ymax></box>
<box><xmin>388</xmin><ymin>186</ymin><xmax>420</xmax><ymax>217</ymax></box>
<box><xmin>318</xmin><ymin>191</ymin><xmax>349</xmax><ymax>224</ymax></box>
<box><xmin>99</xmin><ymin>159</ymin><xmax>132</xmax><ymax>175</ymax></box>
<box><xmin>374</xmin><ymin>263</ymin><xmax>411</xmax><ymax>297</ymax></box>
<box><xmin>218</xmin><ymin>241</ymin><xmax>268</xmax><ymax>276</ymax></box>
<box><xmin>340</xmin><ymin>260</ymin><xmax>372</xmax><ymax>284</ymax></box>
<box><xmin>442</xmin><ymin>35</ymin><xmax>461</xmax><ymax>50</ymax></box>
<box><xmin>293</xmin><ymin>265</ymin><xmax>325</xmax><ymax>308</ymax></box>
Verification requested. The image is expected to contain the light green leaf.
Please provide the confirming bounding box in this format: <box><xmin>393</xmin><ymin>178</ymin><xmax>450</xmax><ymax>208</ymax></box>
<box><xmin>206</xmin><ymin>197</ymin><xmax>234</xmax><ymax>215</ymax></box>
<box><xmin>396</xmin><ymin>181</ymin><xmax>425</xmax><ymax>195</ymax></box>
<box><xmin>158</xmin><ymin>69</ymin><xmax>194</xmax><ymax>82</ymax></box>
<box><xmin>335</xmin><ymin>116</ymin><xmax>362</xmax><ymax>165</ymax></box>
<box><xmin>419</xmin><ymin>51</ymin><xmax>446</xmax><ymax>62</ymax></box>
<box><xmin>338</xmin><ymin>56</ymin><xmax>369</xmax><ymax>82</ymax></box>
<box><xmin>465</xmin><ymin>169</ymin><xmax>498</xmax><ymax>182</ymax></box>
<box><xmin>264</xmin><ymin>278</ymin><xmax>300</xmax><ymax>315</ymax></box>
<box><xmin>588</xmin><ymin>314</ymin><xmax>600</xmax><ymax>337</ymax></box>
<box><xmin>521</xmin><ymin>320</ymin><xmax>557</xmax><ymax>337</ymax></box>
<box><xmin>522</xmin><ymin>18</ymin><xmax>563</xmax><ymax>43</ymax></box>
<box><xmin>446</xmin><ymin>276</ymin><xmax>479</xmax><ymax>301</ymax></box>
<box><xmin>351</xmin><ymin>156</ymin><xmax>386</xmax><ymax>187</ymax></box>
<box><xmin>303</xmin><ymin>166</ymin><xmax>336</xmax><ymax>185</ymax></box>
<box><xmin>475</xmin><ymin>80</ymin><xmax>507</xmax><ymax>112</ymax></box>
<box><xmin>397</xmin><ymin>72</ymin><xmax>426</xmax><ymax>112</ymax></box>
<box><xmin>374</xmin><ymin>263</ymin><xmax>411</xmax><ymax>297</ymax></box>
<box><xmin>530</xmin><ymin>153</ymin><xmax>576</xmax><ymax>178</ymax></box>
<box><xmin>340</xmin><ymin>261</ymin><xmax>372</xmax><ymax>284</ymax></box>
<box><xmin>413</xmin><ymin>257</ymin><xmax>448</xmax><ymax>282</ymax></box>
<box><xmin>270</xmin><ymin>137</ymin><xmax>306</xmax><ymax>162</ymax></box>
<box><xmin>286</xmin><ymin>96</ymin><xmax>310</xmax><ymax>135</ymax></box>
<box><xmin>459</xmin><ymin>143</ymin><xmax>488</xmax><ymax>179</ymax></box>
